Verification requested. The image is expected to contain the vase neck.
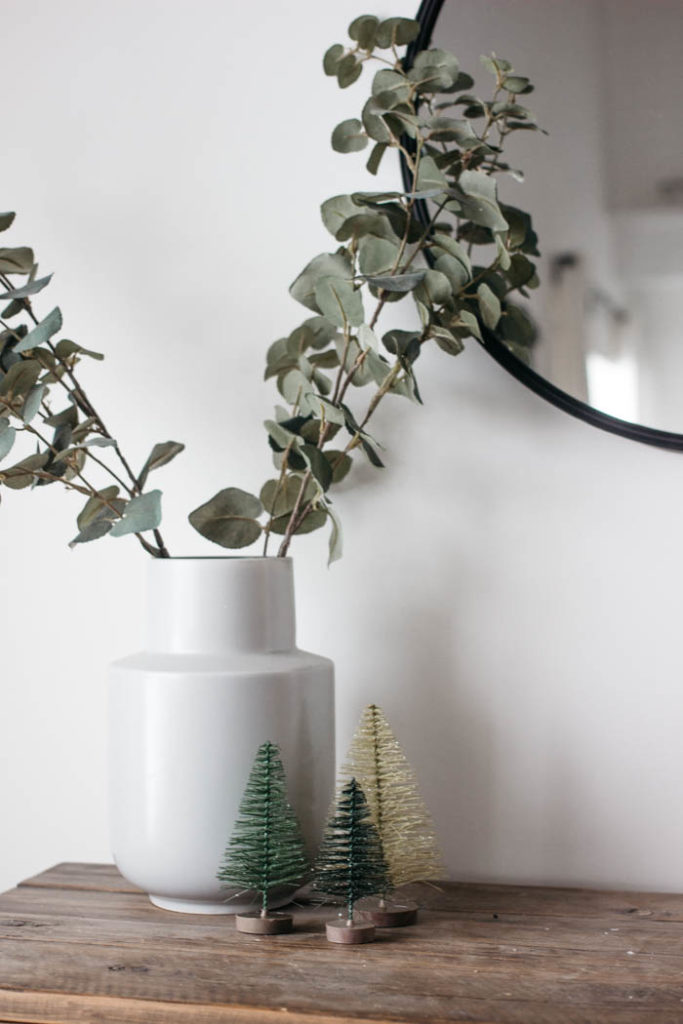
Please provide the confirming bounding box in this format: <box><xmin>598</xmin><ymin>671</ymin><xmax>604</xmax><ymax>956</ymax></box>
<box><xmin>146</xmin><ymin>558</ymin><xmax>296</xmax><ymax>654</ymax></box>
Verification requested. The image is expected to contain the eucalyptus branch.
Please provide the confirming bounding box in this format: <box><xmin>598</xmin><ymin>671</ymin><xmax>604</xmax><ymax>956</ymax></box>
<box><xmin>0</xmin><ymin>262</ymin><xmax>182</xmax><ymax>553</ymax></box>
<box><xmin>189</xmin><ymin>14</ymin><xmax>543</xmax><ymax>564</ymax></box>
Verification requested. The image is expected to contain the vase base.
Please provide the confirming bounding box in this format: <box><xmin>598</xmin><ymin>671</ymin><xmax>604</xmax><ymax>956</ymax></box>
<box><xmin>150</xmin><ymin>895</ymin><xmax>235</xmax><ymax>915</ymax></box>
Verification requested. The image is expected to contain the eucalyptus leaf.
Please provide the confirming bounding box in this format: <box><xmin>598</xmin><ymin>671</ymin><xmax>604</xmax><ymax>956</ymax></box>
<box><xmin>2</xmin><ymin>299</ymin><xmax>23</xmax><ymax>319</ymax></box>
<box><xmin>348</xmin><ymin>14</ymin><xmax>379</xmax><ymax>49</ymax></box>
<box><xmin>268</xmin><ymin>508</ymin><xmax>327</xmax><ymax>535</ymax></box>
<box><xmin>138</xmin><ymin>440</ymin><xmax>185</xmax><ymax>489</ymax></box>
<box><xmin>69</xmin><ymin>519</ymin><xmax>115</xmax><ymax>548</ymax></box>
<box><xmin>414</xmin><ymin>269</ymin><xmax>452</xmax><ymax>305</ymax></box>
<box><xmin>431</xmin><ymin>232</ymin><xmax>472</xmax><ymax>274</ymax></box>
<box><xmin>77</xmin><ymin>485</ymin><xmax>122</xmax><ymax>530</ymax></box>
<box><xmin>314</xmin><ymin>276</ymin><xmax>365</xmax><ymax>327</ymax></box>
<box><xmin>455</xmin><ymin>170</ymin><xmax>508</xmax><ymax>232</ymax></box>
<box><xmin>14</xmin><ymin>306</ymin><xmax>62</xmax><ymax>353</ymax></box>
<box><xmin>371</xmin><ymin>69</ymin><xmax>411</xmax><ymax>104</ymax></box>
<box><xmin>361</xmin><ymin>98</ymin><xmax>392</xmax><ymax>144</ymax></box>
<box><xmin>358</xmin><ymin>324</ymin><xmax>379</xmax><ymax>351</ymax></box>
<box><xmin>0</xmin><ymin>247</ymin><xmax>34</xmax><ymax>275</ymax></box>
<box><xmin>320</xmin><ymin>195</ymin><xmax>362</xmax><ymax>239</ymax></box>
<box><xmin>323</xmin><ymin>43</ymin><xmax>344</xmax><ymax>76</ymax></box>
<box><xmin>109</xmin><ymin>489</ymin><xmax>162</xmax><ymax>538</ymax></box>
<box><xmin>495</xmin><ymin>233</ymin><xmax>512</xmax><ymax>271</ymax></box>
<box><xmin>0</xmin><ymin>419</ymin><xmax>15</xmax><ymax>461</ymax></box>
<box><xmin>337</xmin><ymin>53</ymin><xmax>362</xmax><ymax>88</ymax></box>
<box><xmin>0</xmin><ymin>213</ymin><xmax>16</xmax><ymax>233</ymax></box>
<box><xmin>457</xmin><ymin>309</ymin><xmax>483</xmax><ymax>340</ymax></box>
<box><xmin>301</xmin><ymin>443</ymin><xmax>333</xmax><ymax>491</ymax></box>
<box><xmin>279</xmin><ymin>367</ymin><xmax>314</xmax><ymax>406</ymax></box>
<box><xmin>434</xmin><ymin>252</ymin><xmax>470</xmax><ymax>291</ymax></box>
<box><xmin>0</xmin><ymin>359</ymin><xmax>41</xmax><ymax>398</ymax></box>
<box><xmin>408</xmin><ymin>49</ymin><xmax>460</xmax><ymax>92</ymax></box>
<box><xmin>374</xmin><ymin>17</ymin><xmax>419</xmax><ymax>48</ymax></box>
<box><xmin>327</xmin><ymin>503</ymin><xmax>343</xmax><ymax>565</ymax></box>
<box><xmin>260</xmin><ymin>475</ymin><xmax>311</xmax><ymax>518</ymax></box>
<box><xmin>477</xmin><ymin>282</ymin><xmax>501</xmax><ymax>328</ymax></box>
<box><xmin>54</xmin><ymin>338</ymin><xmax>104</xmax><ymax>361</ymax></box>
<box><xmin>290</xmin><ymin>252</ymin><xmax>352</xmax><ymax>312</ymax></box>
<box><xmin>327</xmin><ymin>450</ymin><xmax>353</xmax><ymax>483</ymax></box>
<box><xmin>415</xmin><ymin>155</ymin><xmax>448</xmax><ymax>192</ymax></box>
<box><xmin>431</xmin><ymin>326</ymin><xmax>464</xmax><ymax>356</ymax></box>
<box><xmin>366</xmin><ymin>142</ymin><xmax>388</xmax><ymax>176</ymax></box>
<box><xmin>21</xmin><ymin>384</ymin><xmax>45</xmax><ymax>423</ymax></box>
<box><xmin>331</xmin><ymin>118</ymin><xmax>368</xmax><ymax>153</ymax></box>
<box><xmin>382</xmin><ymin>329</ymin><xmax>421</xmax><ymax>363</ymax></box>
<box><xmin>264</xmin><ymin>417</ymin><xmax>304</xmax><ymax>451</ymax></box>
<box><xmin>45</xmin><ymin>405</ymin><xmax>79</xmax><ymax>429</ymax></box>
<box><xmin>503</xmin><ymin>75</ymin><xmax>533</xmax><ymax>94</ymax></box>
<box><xmin>366</xmin><ymin>270</ymin><xmax>426</xmax><ymax>293</ymax></box>
<box><xmin>0</xmin><ymin>274</ymin><xmax>52</xmax><ymax>300</ymax></box>
<box><xmin>1</xmin><ymin>452</ymin><xmax>49</xmax><ymax>489</ymax></box>
<box><xmin>358</xmin><ymin>236</ymin><xmax>399</xmax><ymax>276</ymax></box>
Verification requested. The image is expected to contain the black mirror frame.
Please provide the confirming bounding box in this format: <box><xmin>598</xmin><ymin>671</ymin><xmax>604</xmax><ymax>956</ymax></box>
<box><xmin>402</xmin><ymin>0</ymin><xmax>683</xmax><ymax>451</ymax></box>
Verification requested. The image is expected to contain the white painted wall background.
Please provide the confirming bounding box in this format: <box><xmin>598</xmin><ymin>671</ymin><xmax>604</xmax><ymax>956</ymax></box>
<box><xmin>2</xmin><ymin>0</ymin><xmax>683</xmax><ymax>896</ymax></box>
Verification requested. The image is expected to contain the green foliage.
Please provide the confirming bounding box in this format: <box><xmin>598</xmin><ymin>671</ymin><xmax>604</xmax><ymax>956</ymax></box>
<box><xmin>312</xmin><ymin>777</ymin><xmax>389</xmax><ymax>921</ymax></box>
<box><xmin>0</xmin><ymin>219</ymin><xmax>183</xmax><ymax>557</ymax></box>
<box><xmin>217</xmin><ymin>741</ymin><xmax>310</xmax><ymax>914</ymax></box>
<box><xmin>189</xmin><ymin>10</ymin><xmax>544</xmax><ymax>564</ymax></box>
<box><xmin>189</xmin><ymin>487</ymin><xmax>263</xmax><ymax>548</ymax></box>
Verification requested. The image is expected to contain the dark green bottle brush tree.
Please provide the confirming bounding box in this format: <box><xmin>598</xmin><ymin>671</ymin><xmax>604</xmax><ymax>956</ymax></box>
<box><xmin>312</xmin><ymin>776</ymin><xmax>390</xmax><ymax>944</ymax></box>
<box><xmin>217</xmin><ymin>741</ymin><xmax>310</xmax><ymax>934</ymax></box>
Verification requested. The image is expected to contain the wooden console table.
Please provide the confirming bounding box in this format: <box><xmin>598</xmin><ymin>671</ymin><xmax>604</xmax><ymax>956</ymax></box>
<box><xmin>1</xmin><ymin>864</ymin><xmax>682</xmax><ymax>1022</ymax></box>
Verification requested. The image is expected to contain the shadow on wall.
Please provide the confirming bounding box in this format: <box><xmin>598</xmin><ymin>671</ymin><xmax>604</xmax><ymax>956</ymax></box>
<box><xmin>361</xmin><ymin>594</ymin><xmax>497</xmax><ymax>881</ymax></box>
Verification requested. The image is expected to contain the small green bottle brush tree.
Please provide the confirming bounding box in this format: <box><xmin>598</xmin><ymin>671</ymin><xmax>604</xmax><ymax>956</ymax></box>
<box><xmin>0</xmin><ymin>14</ymin><xmax>541</xmax><ymax>561</ymax></box>
<box><xmin>312</xmin><ymin>777</ymin><xmax>390</xmax><ymax>944</ymax></box>
<box><xmin>341</xmin><ymin>703</ymin><xmax>444</xmax><ymax>926</ymax></box>
<box><xmin>217</xmin><ymin>741</ymin><xmax>310</xmax><ymax>934</ymax></box>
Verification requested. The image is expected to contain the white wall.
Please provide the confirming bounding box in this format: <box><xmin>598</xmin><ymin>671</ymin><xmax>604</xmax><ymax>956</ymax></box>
<box><xmin>2</xmin><ymin>0</ymin><xmax>683</xmax><ymax>896</ymax></box>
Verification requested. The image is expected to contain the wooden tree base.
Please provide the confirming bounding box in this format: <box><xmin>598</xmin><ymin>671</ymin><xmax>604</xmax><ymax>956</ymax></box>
<box><xmin>235</xmin><ymin>912</ymin><xmax>293</xmax><ymax>935</ymax></box>
<box><xmin>357</xmin><ymin>897</ymin><xmax>419</xmax><ymax>927</ymax></box>
<box><xmin>325</xmin><ymin>919</ymin><xmax>376</xmax><ymax>944</ymax></box>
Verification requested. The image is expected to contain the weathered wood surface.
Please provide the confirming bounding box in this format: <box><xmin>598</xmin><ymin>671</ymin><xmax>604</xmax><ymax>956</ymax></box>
<box><xmin>1</xmin><ymin>865</ymin><xmax>683</xmax><ymax>1023</ymax></box>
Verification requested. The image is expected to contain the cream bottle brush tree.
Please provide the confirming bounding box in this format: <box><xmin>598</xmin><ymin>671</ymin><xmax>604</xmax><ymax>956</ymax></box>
<box><xmin>342</xmin><ymin>703</ymin><xmax>444</xmax><ymax>902</ymax></box>
<box><xmin>189</xmin><ymin>14</ymin><xmax>543</xmax><ymax>563</ymax></box>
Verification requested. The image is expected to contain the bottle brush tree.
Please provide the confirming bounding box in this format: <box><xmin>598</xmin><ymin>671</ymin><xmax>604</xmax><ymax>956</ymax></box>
<box><xmin>312</xmin><ymin>776</ymin><xmax>390</xmax><ymax>924</ymax></box>
<box><xmin>217</xmin><ymin>741</ymin><xmax>310</xmax><ymax>918</ymax></box>
<box><xmin>342</xmin><ymin>703</ymin><xmax>444</xmax><ymax>898</ymax></box>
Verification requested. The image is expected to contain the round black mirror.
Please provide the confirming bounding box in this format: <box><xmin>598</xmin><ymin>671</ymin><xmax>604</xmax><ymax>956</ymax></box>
<box><xmin>404</xmin><ymin>0</ymin><xmax>683</xmax><ymax>450</ymax></box>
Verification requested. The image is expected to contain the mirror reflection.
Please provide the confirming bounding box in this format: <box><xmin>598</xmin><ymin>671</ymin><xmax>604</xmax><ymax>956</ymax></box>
<box><xmin>430</xmin><ymin>0</ymin><xmax>683</xmax><ymax>433</ymax></box>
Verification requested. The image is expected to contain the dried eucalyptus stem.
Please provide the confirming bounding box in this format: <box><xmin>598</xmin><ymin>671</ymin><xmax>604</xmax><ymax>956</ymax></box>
<box><xmin>189</xmin><ymin>12</ymin><xmax>543</xmax><ymax>564</ymax></box>
<box><xmin>0</xmin><ymin>233</ymin><xmax>183</xmax><ymax>555</ymax></box>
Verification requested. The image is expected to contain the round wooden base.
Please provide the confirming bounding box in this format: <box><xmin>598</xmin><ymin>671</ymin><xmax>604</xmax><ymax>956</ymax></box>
<box><xmin>235</xmin><ymin>912</ymin><xmax>293</xmax><ymax>935</ymax></box>
<box><xmin>325</xmin><ymin>919</ymin><xmax>376</xmax><ymax>944</ymax></box>
<box><xmin>357</xmin><ymin>898</ymin><xmax>419</xmax><ymax>928</ymax></box>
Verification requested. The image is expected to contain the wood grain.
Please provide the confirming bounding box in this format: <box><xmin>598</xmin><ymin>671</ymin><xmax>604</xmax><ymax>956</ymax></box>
<box><xmin>1</xmin><ymin>865</ymin><xmax>683</xmax><ymax>1023</ymax></box>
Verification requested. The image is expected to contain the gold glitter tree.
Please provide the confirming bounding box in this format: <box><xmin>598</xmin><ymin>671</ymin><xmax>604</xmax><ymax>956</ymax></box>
<box><xmin>341</xmin><ymin>704</ymin><xmax>445</xmax><ymax>892</ymax></box>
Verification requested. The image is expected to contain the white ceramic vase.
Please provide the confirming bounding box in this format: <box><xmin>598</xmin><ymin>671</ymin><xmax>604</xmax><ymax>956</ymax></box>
<box><xmin>108</xmin><ymin>556</ymin><xmax>335</xmax><ymax>914</ymax></box>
